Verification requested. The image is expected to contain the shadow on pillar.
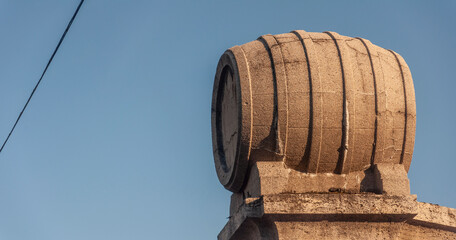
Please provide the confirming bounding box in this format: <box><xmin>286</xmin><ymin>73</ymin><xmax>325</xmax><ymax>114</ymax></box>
<box><xmin>231</xmin><ymin>216</ymin><xmax>279</xmax><ymax>240</ymax></box>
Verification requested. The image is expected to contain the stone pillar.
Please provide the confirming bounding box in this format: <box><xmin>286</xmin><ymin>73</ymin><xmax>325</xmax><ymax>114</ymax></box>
<box><xmin>211</xmin><ymin>30</ymin><xmax>456</xmax><ymax>239</ymax></box>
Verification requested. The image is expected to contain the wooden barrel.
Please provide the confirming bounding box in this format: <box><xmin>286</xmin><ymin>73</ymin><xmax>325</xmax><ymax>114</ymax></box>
<box><xmin>212</xmin><ymin>30</ymin><xmax>416</xmax><ymax>192</ymax></box>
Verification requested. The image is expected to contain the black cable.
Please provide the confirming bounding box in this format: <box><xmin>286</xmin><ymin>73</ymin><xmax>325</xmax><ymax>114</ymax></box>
<box><xmin>0</xmin><ymin>0</ymin><xmax>85</xmax><ymax>154</ymax></box>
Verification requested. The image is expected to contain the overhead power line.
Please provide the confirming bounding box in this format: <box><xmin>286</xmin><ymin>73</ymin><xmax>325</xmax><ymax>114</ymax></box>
<box><xmin>0</xmin><ymin>0</ymin><xmax>85</xmax><ymax>154</ymax></box>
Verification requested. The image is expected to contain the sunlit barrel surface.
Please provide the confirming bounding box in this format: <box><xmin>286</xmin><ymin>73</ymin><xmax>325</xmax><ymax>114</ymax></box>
<box><xmin>212</xmin><ymin>30</ymin><xmax>416</xmax><ymax>192</ymax></box>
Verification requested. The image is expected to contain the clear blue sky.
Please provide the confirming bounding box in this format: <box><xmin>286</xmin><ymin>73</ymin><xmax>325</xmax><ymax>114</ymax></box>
<box><xmin>0</xmin><ymin>1</ymin><xmax>455</xmax><ymax>239</ymax></box>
